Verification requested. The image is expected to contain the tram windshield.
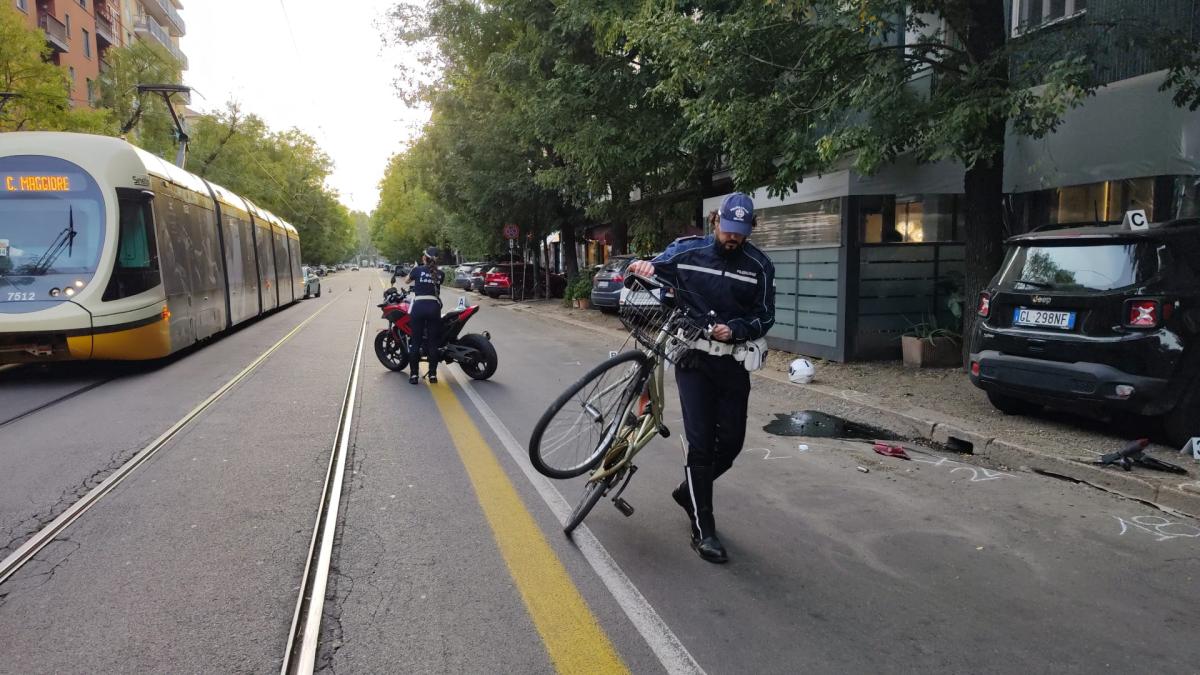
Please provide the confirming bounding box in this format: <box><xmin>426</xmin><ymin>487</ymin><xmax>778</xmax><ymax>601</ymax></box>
<box><xmin>0</xmin><ymin>156</ymin><xmax>106</xmax><ymax>307</ymax></box>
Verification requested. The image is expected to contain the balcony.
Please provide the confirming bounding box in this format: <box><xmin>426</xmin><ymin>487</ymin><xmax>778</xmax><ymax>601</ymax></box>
<box><xmin>142</xmin><ymin>0</ymin><xmax>186</xmax><ymax>37</ymax></box>
<box><xmin>134</xmin><ymin>16</ymin><xmax>188</xmax><ymax>69</ymax></box>
<box><xmin>38</xmin><ymin>13</ymin><xmax>69</xmax><ymax>53</ymax></box>
<box><xmin>94</xmin><ymin>1</ymin><xmax>118</xmax><ymax>47</ymax></box>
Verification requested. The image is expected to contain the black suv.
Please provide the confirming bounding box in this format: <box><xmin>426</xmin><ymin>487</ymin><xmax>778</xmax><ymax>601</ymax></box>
<box><xmin>969</xmin><ymin>219</ymin><xmax>1200</xmax><ymax>445</ymax></box>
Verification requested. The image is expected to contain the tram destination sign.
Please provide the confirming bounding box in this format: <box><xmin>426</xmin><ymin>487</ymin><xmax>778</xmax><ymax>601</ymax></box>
<box><xmin>3</xmin><ymin>174</ymin><xmax>82</xmax><ymax>193</ymax></box>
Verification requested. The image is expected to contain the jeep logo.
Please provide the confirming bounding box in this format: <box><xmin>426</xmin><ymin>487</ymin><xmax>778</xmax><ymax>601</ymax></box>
<box><xmin>1032</xmin><ymin>296</ymin><xmax>1052</xmax><ymax>305</ymax></box>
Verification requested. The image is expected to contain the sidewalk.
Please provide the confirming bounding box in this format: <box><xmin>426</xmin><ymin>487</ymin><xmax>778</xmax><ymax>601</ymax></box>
<box><xmin>483</xmin><ymin>295</ymin><xmax>1200</xmax><ymax>518</ymax></box>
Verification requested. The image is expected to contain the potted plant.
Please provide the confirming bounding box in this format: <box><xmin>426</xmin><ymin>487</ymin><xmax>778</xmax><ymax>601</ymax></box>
<box><xmin>575</xmin><ymin>275</ymin><xmax>593</xmax><ymax>309</ymax></box>
<box><xmin>901</xmin><ymin>319</ymin><xmax>962</xmax><ymax>368</ymax></box>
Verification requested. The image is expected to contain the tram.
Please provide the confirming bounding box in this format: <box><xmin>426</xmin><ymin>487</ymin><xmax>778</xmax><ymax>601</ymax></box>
<box><xmin>0</xmin><ymin>132</ymin><xmax>305</xmax><ymax>364</ymax></box>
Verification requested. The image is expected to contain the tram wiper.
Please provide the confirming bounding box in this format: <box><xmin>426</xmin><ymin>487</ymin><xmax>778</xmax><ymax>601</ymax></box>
<box><xmin>25</xmin><ymin>207</ymin><xmax>76</xmax><ymax>276</ymax></box>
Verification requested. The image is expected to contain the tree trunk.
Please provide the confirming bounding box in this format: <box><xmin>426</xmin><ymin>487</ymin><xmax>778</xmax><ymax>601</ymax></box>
<box><xmin>561</xmin><ymin>215</ymin><xmax>579</xmax><ymax>279</ymax></box>
<box><xmin>611</xmin><ymin>186</ymin><xmax>630</xmax><ymax>255</ymax></box>
<box><xmin>960</xmin><ymin>0</ymin><xmax>1010</xmax><ymax>367</ymax></box>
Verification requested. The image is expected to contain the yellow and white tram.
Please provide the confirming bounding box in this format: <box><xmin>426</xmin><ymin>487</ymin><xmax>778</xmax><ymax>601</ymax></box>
<box><xmin>0</xmin><ymin>132</ymin><xmax>305</xmax><ymax>364</ymax></box>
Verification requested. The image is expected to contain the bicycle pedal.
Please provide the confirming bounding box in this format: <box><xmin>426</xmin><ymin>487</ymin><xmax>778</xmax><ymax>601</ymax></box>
<box><xmin>613</xmin><ymin>497</ymin><xmax>635</xmax><ymax>517</ymax></box>
<box><xmin>658</xmin><ymin>424</ymin><xmax>671</xmax><ymax>438</ymax></box>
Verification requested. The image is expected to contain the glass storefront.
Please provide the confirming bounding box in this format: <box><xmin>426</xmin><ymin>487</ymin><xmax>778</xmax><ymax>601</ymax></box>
<box><xmin>1011</xmin><ymin>175</ymin><xmax>1200</xmax><ymax>231</ymax></box>
<box><xmin>859</xmin><ymin>194</ymin><xmax>963</xmax><ymax>244</ymax></box>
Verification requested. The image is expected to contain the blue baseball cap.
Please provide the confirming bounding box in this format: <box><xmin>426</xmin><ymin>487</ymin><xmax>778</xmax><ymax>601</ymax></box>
<box><xmin>719</xmin><ymin>193</ymin><xmax>755</xmax><ymax>236</ymax></box>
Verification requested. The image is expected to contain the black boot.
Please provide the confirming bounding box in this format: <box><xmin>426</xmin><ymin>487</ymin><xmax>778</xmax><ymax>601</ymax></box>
<box><xmin>685</xmin><ymin>465</ymin><xmax>728</xmax><ymax>564</ymax></box>
<box><xmin>671</xmin><ymin>481</ymin><xmax>694</xmax><ymax>520</ymax></box>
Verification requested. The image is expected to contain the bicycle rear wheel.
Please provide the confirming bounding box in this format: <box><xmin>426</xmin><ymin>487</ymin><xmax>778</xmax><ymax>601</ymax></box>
<box><xmin>529</xmin><ymin>350</ymin><xmax>650</xmax><ymax>479</ymax></box>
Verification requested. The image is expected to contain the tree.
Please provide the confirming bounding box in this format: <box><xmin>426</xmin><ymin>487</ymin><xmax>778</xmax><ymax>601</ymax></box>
<box><xmin>0</xmin><ymin>3</ymin><xmax>110</xmax><ymax>132</ymax></box>
<box><xmin>95</xmin><ymin>39</ymin><xmax>184</xmax><ymax>158</ymax></box>
<box><xmin>631</xmin><ymin>0</ymin><xmax>1200</xmax><ymax>360</ymax></box>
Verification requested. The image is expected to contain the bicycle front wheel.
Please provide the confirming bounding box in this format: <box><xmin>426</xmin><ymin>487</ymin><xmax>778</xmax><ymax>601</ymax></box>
<box><xmin>529</xmin><ymin>350</ymin><xmax>651</xmax><ymax>479</ymax></box>
<box><xmin>563</xmin><ymin>474</ymin><xmax>613</xmax><ymax>535</ymax></box>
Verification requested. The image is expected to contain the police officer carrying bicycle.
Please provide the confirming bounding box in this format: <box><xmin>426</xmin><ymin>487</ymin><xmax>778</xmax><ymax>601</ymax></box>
<box><xmin>628</xmin><ymin>193</ymin><xmax>775</xmax><ymax>563</ymax></box>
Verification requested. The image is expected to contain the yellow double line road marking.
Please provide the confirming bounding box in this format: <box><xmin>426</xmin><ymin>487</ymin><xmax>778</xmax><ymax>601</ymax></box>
<box><xmin>428</xmin><ymin>373</ymin><xmax>628</xmax><ymax>674</ymax></box>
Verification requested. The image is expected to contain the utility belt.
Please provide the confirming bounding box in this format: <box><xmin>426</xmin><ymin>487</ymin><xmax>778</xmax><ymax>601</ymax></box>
<box><xmin>410</xmin><ymin>295</ymin><xmax>441</xmax><ymax>303</ymax></box>
<box><xmin>686</xmin><ymin>336</ymin><xmax>769</xmax><ymax>372</ymax></box>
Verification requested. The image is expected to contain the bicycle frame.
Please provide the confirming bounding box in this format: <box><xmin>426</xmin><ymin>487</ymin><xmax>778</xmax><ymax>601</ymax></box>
<box><xmin>586</xmin><ymin>321</ymin><xmax>674</xmax><ymax>483</ymax></box>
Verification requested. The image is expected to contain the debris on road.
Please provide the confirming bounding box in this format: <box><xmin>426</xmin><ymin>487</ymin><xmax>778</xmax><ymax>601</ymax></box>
<box><xmin>856</xmin><ymin>466</ymin><xmax>870</xmax><ymax>473</ymax></box>
<box><xmin>1096</xmin><ymin>438</ymin><xmax>1189</xmax><ymax>475</ymax></box>
<box><xmin>873</xmin><ymin>442</ymin><xmax>912</xmax><ymax>460</ymax></box>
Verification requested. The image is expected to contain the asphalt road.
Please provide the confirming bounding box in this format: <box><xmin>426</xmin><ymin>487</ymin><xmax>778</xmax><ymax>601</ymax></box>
<box><xmin>1</xmin><ymin>269</ymin><xmax>1197</xmax><ymax>674</ymax></box>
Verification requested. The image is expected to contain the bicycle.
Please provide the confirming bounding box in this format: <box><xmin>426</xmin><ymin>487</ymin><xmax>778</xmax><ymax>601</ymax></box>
<box><xmin>528</xmin><ymin>276</ymin><xmax>710</xmax><ymax>535</ymax></box>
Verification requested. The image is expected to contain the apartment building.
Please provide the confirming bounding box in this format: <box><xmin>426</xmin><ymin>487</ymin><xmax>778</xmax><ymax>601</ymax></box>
<box><xmin>698</xmin><ymin>0</ymin><xmax>1200</xmax><ymax>362</ymax></box>
<box><xmin>11</xmin><ymin>0</ymin><xmax>186</xmax><ymax>109</ymax></box>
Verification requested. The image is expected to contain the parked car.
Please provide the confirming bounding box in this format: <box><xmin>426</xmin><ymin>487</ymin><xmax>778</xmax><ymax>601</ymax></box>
<box><xmin>469</xmin><ymin>265</ymin><xmax>489</xmax><ymax>294</ymax></box>
<box><xmin>968</xmin><ymin>219</ymin><xmax>1200</xmax><ymax>445</ymax></box>
<box><xmin>301</xmin><ymin>266</ymin><xmax>321</xmax><ymax>298</ymax></box>
<box><xmin>351</xmin><ymin>265</ymin><xmax>360</xmax><ymax>271</ymax></box>
<box><xmin>482</xmin><ymin>263</ymin><xmax>564</xmax><ymax>299</ymax></box>
<box><xmin>591</xmin><ymin>256</ymin><xmax>638</xmax><ymax>313</ymax></box>
<box><xmin>454</xmin><ymin>262</ymin><xmax>482</xmax><ymax>290</ymax></box>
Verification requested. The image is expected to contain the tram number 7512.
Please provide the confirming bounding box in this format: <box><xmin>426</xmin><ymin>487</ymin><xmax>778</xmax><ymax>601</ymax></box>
<box><xmin>6</xmin><ymin>292</ymin><xmax>36</xmax><ymax>301</ymax></box>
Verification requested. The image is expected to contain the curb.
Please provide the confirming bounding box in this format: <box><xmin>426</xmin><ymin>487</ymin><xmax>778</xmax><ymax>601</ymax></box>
<box><xmin>508</xmin><ymin>301</ymin><xmax>1200</xmax><ymax>520</ymax></box>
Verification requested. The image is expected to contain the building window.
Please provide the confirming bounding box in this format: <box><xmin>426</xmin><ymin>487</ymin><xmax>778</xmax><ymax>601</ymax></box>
<box><xmin>16</xmin><ymin>0</ymin><xmax>28</xmax><ymax>12</ymax></box>
<box><xmin>751</xmin><ymin>199</ymin><xmax>842</xmax><ymax>249</ymax></box>
<box><xmin>86</xmin><ymin>79</ymin><xmax>94</xmax><ymax>105</ymax></box>
<box><xmin>1012</xmin><ymin>0</ymin><xmax>1087</xmax><ymax>35</ymax></box>
<box><xmin>65</xmin><ymin>14</ymin><xmax>71</xmax><ymax>37</ymax></box>
<box><xmin>82</xmin><ymin>28</ymin><xmax>91</xmax><ymax>58</ymax></box>
<box><xmin>1011</xmin><ymin>176</ymin><xmax>1198</xmax><ymax>232</ymax></box>
<box><xmin>79</xmin><ymin>0</ymin><xmax>87</xmax><ymax>7</ymax></box>
<box><xmin>860</xmin><ymin>194</ymin><xmax>963</xmax><ymax>244</ymax></box>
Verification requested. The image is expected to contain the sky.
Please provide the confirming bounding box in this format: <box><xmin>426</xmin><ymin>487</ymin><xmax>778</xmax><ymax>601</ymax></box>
<box><xmin>180</xmin><ymin>0</ymin><xmax>429</xmax><ymax>213</ymax></box>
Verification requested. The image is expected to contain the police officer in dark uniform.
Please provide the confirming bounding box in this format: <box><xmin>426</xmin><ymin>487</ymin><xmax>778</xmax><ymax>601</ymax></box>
<box><xmin>404</xmin><ymin>247</ymin><xmax>446</xmax><ymax>385</ymax></box>
<box><xmin>628</xmin><ymin>193</ymin><xmax>775</xmax><ymax>563</ymax></box>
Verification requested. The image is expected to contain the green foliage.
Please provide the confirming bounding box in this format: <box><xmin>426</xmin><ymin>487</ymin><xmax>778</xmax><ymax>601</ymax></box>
<box><xmin>0</xmin><ymin>3</ymin><xmax>111</xmax><ymax>132</ymax></box>
<box><xmin>372</xmin><ymin>147</ymin><xmax>450</xmax><ymax>264</ymax></box>
<box><xmin>95</xmin><ymin>39</ymin><xmax>183</xmax><ymax>157</ymax></box>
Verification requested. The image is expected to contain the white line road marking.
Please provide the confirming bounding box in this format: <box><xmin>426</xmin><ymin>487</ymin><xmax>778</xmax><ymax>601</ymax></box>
<box><xmin>451</xmin><ymin>369</ymin><xmax>705</xmax><ymax>675</ymax></box>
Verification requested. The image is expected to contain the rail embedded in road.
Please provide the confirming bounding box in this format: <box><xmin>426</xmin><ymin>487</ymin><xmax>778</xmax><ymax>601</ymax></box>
<box><xmin>281</xmin><ymin>304</ymin><xmax>369</xmax><ymax>674</ymax></box>
<box><xmin>0</xmin><ymin>294</ymin><xmax>343</xmax><ymax>588</ymax></box>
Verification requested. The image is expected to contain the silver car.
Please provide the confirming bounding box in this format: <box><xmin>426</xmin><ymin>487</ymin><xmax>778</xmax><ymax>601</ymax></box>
<box><xmin>301</xmin><ymin>266</ymin><xmax>322</xmax><ymax>298</ymax></box>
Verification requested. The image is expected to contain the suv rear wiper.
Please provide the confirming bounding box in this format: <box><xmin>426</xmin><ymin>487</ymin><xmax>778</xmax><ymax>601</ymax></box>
<box><xmin>1014</xmin><ymin>279</ymin><xmax>1054</xmax><ymax>289</ymax></box>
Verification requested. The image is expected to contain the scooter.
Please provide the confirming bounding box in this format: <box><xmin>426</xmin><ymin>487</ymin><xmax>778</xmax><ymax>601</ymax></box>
<box><xmin>374</xmin><ymin>287</ymin><xmax>499</xmax><ymax>380</ymax></box>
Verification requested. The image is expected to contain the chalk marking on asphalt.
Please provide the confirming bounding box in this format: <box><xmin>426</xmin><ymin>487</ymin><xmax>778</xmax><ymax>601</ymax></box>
<box><xmin>430</xmin><ymin>370</ymin><xmax>628</xmax><ymax>675</ymax></box>
<box><xmin>0</xmin><ymin>292</ymin><xmax>347</xmax><ymax>588</ymax></box>
<box><xmin>448</xmin><ymin>369</ymin><xmax>706</xmax><ymax>675</ymax></box>
<box><xmin>282</xmin><ymin>303</ymin><xmax>369</xmax><ymax>674</ymax></box>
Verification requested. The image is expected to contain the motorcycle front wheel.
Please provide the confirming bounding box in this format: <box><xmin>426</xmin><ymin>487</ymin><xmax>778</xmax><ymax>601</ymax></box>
<box><xmin>374</xmin><ymin>330</ymin><xmax>409</xmax><ymax>371</ymax></box>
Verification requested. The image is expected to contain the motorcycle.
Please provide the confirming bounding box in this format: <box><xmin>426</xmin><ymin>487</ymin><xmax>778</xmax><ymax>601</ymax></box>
<box><xmin>374</xmin><ymin>287</ymin><xmax>499</xmax><ymax>380</ymax></box>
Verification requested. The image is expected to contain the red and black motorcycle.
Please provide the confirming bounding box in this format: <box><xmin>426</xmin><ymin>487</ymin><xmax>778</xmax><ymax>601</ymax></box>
<box><xmin>374</xmin><ymin>287</ymin><xmax>498</xmax><ymax>380</ymax></box>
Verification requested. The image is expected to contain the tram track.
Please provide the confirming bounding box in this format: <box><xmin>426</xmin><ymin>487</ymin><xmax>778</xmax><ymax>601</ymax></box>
<box><xmin>0</xmin><ymin>376</ymin><xmax>114</xmax><ymax>428</ymax></box>
<box><xmin>0</xmin><ymin>293</ymin><xmax>346</xmax><ymax>587</ymax></box>
<box><xmin>281</xmin><ymin>304</ymin><xmax>368</xmax><ymax>675</ymax></box>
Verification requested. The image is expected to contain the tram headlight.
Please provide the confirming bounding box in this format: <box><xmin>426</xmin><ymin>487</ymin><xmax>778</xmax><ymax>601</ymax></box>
<box><xmin>49</xmin><ymin>288</ymin><xmax>61</xmax><ymax>297</ymax></box>
<box><xmin>64</xmin><ymin>287</ymin><xmax>75</xmax><ymax>297</ymax></box>
<box><xmin>74</xmin><ymin>280</ymin><xmax>85</xmax><ymax>288</ymax></box>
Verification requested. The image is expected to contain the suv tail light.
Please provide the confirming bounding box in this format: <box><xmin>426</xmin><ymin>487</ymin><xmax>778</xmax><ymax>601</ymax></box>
<box><xmin>611</xmin><ymin>274</ymin><xmax>623</xmax><ymax>283</ymax></box>
<box><xmin>977</xmin><ymin>292</ymin><xmax>991</xmax><ymax>318</ymax></box>
<box><xmin>1125</xmin><ymin>299</ymin><xmax>1160</xmax><ymax>328</ymax></box>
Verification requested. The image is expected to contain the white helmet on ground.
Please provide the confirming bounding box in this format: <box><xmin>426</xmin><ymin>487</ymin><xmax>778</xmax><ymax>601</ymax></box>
<box><xmin>788</xmin><ymin>358</ymin><xmax>815</xmax><ymax>384</ymax></box>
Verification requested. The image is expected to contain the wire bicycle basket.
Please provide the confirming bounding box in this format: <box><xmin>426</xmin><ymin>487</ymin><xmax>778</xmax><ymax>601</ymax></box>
<box><xmin>618</xmin><ymin>279</ymin><xmax>707</xmax><ymax>364</ymax></box>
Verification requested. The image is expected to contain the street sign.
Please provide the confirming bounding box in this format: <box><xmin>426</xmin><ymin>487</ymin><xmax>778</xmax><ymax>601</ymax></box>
<box><xmin>504</xmin><ymin>223</ymin><xmax>520</xmax><ymax>240</ymax></box>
